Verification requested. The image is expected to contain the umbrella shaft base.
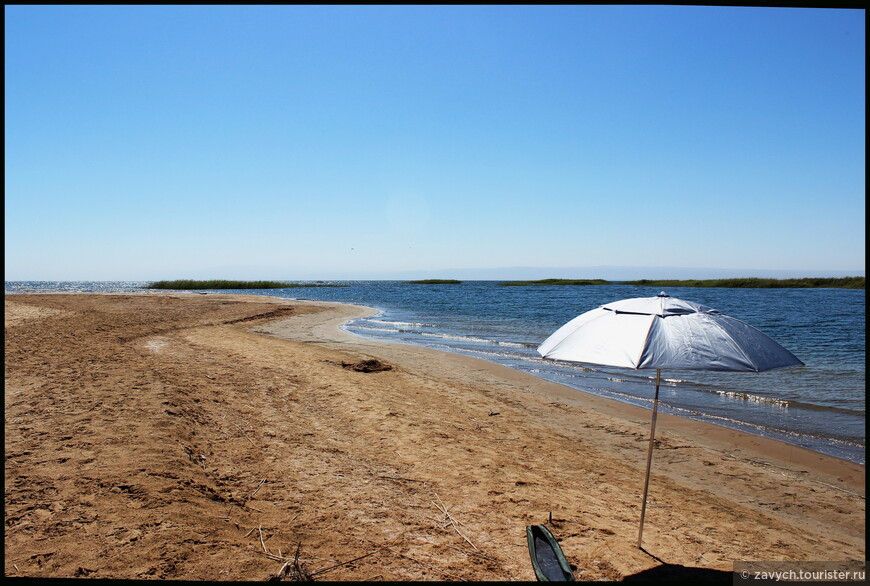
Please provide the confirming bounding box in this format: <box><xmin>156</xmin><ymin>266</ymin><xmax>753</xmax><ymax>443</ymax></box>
<box><xmin>637</xmin><ymin>369</ymin><xmax>661</xmax><ymax>549</ymax></box>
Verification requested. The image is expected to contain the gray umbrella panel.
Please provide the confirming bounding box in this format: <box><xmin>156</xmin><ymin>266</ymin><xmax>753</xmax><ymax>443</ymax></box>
<box><xmin>640</xmin><ymin>311</ymin><xmax>804</xmax><ymax>371</ymax></box>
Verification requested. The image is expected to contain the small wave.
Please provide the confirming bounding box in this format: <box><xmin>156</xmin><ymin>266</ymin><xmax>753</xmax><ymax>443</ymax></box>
<box><xmin>421</xmin><ymin>331</ymin><xmax>508</xmax><ymax>345</ymax></box>
<box><xmin>454</xmin><ymin>348</ymin><xmax>533</xmax><ymax>361</ymax></box>
<box><xmin>545</xmin><ymin>364</ymin><xmax>596</xmax><ymax>373</ymax></box>
<box><xmin>715</xmin><ymin>390</ymin><xmax>791</xmax><ymax>408</ymax></box>
<box><xmin>416</xmin><ymin>331</ymin><xmax>536</xmax><ymax>348</ymax></box>
<box><xmin>498</xmin><ymin>341</ymin><xmax>538</xmax><ymax>349</ymax></box>
<box><xmin>366</xmin><ymin>319</ymin><xmax>438</xmax><ymax>328</ymax></box>
<box><xmin>661</xmin><ymin>404</ymin><xmax>863</xmax><ymax>448</ymax></box>
<box><xmin>688</xmin><ymin>386</ymin><xmax>863</xmax><ymax>415</ymax></box>
<box><xmin>347</xmin><ymin>325</ymin><xmax>402</xmax><ymax>334</ymax></box>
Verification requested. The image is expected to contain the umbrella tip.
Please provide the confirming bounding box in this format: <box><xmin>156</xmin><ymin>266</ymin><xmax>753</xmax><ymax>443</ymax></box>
<box><xmin>657</xmin><ymin>291</ymin><xmax>669</xmax><ymax>297</ymax></box>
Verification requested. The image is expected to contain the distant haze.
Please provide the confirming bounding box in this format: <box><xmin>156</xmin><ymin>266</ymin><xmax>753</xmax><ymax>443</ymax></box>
<box><xmin>102</xmin><ymin>265</ymin><xmax>863</xmax><ymax>283</ymax></box>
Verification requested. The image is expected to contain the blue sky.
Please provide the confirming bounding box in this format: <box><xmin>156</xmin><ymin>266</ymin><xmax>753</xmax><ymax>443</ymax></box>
<box><xmin>5</xmin><ymin>5</ymin><xmax>865</xmax><ymax>280</ymax></box>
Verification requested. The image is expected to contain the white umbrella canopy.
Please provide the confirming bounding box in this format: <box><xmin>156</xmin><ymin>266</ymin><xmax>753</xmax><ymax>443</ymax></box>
<box><xmin>537</xmin><ymin>292</ymin><xmax>804</xmax><ymax>549</ymax></box>
<box><xmin>538</xmin><ymin>293</ymin><xmax>804</xmax><ymax>372</ymax></box>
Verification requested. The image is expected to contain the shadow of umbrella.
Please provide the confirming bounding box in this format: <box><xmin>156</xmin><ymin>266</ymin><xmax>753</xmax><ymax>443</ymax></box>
<box><xmin>622</xmin><ymin>563</ymin><xmax>732</xmax><ymax>582</ymax></box>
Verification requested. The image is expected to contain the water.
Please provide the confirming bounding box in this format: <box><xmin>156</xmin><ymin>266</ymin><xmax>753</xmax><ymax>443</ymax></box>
<box><xmin>6</xmin><ymin>280</ymin><xmax>865</xmax><ymax>465</ymax></box>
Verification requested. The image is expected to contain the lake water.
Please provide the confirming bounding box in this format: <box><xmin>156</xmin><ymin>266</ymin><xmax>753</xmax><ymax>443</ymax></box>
<box><xmin>6</xmin><ymin>280</ymin><xmax>865</xmax><ymax>465</ymax></box>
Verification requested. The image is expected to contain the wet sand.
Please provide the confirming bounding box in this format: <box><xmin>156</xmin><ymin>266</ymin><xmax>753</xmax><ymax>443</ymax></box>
<box><xmin>4</xmin><ymin>293</ymin><xmax>864</xmax><ymax>580</ymax></box>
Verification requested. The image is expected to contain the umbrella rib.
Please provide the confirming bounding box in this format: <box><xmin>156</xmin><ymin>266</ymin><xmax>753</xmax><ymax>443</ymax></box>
<box><xmin>634</xmin><ymin>314</ymin><xmax>659</xmax><ymax>369</ymax></box>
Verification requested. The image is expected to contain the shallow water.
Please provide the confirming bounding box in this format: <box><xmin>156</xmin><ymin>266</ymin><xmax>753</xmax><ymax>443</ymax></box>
<box><xmin>6</xmin><ymin>280</ymin><xmax>865</xmax><ymax>464</ymax></box>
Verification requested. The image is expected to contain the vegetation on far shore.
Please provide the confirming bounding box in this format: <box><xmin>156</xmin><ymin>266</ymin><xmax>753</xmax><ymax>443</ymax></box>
<box><xmin>622</xmin><ymin>277</ymin><xmax>865</xmax><ymax>290</ymax></box>
<box><xmin>145</xmin><ymin>276</ymin><xmax>864</xmax><ymax>290</ymax></box>
<box><xmin>499</xmin><ymin>279</ymin><xmax>611</xmax><ymax>286</ymax></box>
<box><xmin>145</xmin><ymin>280</ymin><xmax>346</xmax><ymax>290</ymax></box>
<box><xmin>498</xmin><ymin>277</ymin><xmax>863</xmax><ymax>289</ymax></box>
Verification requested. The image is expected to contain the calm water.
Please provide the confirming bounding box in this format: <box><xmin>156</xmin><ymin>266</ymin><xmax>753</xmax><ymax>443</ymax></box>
<box><xmin>6</xmin><ymin>280</ymin><xmax>865</xmax><ymax>464</ymax></box>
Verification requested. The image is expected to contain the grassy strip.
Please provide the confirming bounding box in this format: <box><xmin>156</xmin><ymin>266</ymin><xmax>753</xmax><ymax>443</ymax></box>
<box><xmin>623</xmin><ymin>277</ymin><xmax>865</xmax><ymax>289</ymax></box>
<box><xmin>499</xmin><ymin>279</ymin><xmax>611</xmax><ymax>286</ymax></box>
<box><xmin>407</xmin><ymin>279</ymin><xmax>462</xmax><ymax>284</ymax></box>
<box><xmin>145</xmin><ymin>280</ymin><xmax>345</xmax><ymax>290</ymax></box>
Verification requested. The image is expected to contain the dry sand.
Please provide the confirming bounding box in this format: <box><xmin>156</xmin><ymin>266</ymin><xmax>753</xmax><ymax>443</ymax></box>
<box><xmin>4</xmin><ymin>293</ymin><xmax>865</xmax><ymax>581</ymax></box>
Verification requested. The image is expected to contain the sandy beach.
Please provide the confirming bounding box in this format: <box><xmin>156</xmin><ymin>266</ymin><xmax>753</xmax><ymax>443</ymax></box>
<box><xmin>4</xmin><ymin>293</ymin><xmax>865</xmax><ymax>581</ymax></box>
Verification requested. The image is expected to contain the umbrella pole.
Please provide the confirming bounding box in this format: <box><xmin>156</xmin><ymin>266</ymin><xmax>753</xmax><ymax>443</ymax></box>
<box><xmin>637</xmin><ymin>368</ymin><xmax>661</xmax><ymax>549</ymax></box>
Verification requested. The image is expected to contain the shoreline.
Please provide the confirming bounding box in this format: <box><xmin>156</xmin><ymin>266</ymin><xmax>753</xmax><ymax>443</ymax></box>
<box><xmin>5</xmin><ymin>293</ymin><xmax>864</xmax><ymax>580</ymax></box>
<box><xmin>344</xmin><ymin>323</ymin><xmax>865</xmax><ymax>467</ymax></box>
<box><xmin>255</xmin><ymin>297</ymin><xmax>865</xmax><ymax>488</ymax></box>
<box><xmin>253</xmin><ymin>294</ymin><xmax>864</xmax><ymax>470</ymax></box>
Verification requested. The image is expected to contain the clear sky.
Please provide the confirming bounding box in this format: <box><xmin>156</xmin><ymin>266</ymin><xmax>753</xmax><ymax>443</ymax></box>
<box><xmin>5</xmin><ymin>5</ymin><xmax>865</xmax><ymax>281</ymax></box>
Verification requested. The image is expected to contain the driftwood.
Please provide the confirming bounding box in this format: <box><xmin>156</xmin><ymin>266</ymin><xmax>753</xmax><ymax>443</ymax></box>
<box><xmin>432</xmin><ymin>492</ymin><xmax>478</xmax><ymax>550</ymax></box>
<box><xmin>309</xmin><ymin>548</ymin><xmax>382</xmax><ymax>578</ymax></box>
<box><xmin>251</xmin><ymin>478</ymin><xmax>267</xmax><ymax>497</ymax></box>
<box><xmin>263</xmin><ymin>538</ymin><xmax>381</xmax><ymax>581</ymax></box>
<box><xmin>269</xmin><ymin>543</ymin><xmax>313</xmax><ymax>581</ymax></box>
<box><xmin>233</xmin><ymin>423</ymin><xmax>256</xmax><ymax>446</ymax></box>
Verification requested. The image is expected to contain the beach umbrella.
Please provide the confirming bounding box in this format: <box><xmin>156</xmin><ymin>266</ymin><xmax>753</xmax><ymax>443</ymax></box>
<box><xmin>537</xmin><ymin>292</ymin><xmax>804</xmax><ymax>549</ymax></box>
